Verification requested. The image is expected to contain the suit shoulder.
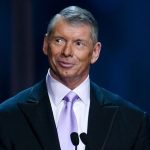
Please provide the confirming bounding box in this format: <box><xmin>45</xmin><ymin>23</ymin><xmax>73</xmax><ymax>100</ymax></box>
<box><xmin>90</xmin><ymin>82</ymin><xmax>144</xmax><ymax>114</ymax></box>
<box><xmin>0</xmin><ymin>87</ymin><xmax>32</xmax><ymax>112</ymax></box>
<box><xmin>0</xmin><ymin>80</ymin><xmax>45</xmax><ymax>112</ymax></box>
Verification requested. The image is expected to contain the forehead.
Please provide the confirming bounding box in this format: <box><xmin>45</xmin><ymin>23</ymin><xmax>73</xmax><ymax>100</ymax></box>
<box><xmin>51</xmin><ymin>17</ymin><xmax>92</xmax><ymax>38</ymax></box>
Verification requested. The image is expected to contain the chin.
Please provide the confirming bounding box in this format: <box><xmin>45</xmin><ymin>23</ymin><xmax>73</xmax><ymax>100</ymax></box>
<box><xmin>59</xmin><ymin>72</ymin><xmax>77</xmax><ymax>78</ymax></box>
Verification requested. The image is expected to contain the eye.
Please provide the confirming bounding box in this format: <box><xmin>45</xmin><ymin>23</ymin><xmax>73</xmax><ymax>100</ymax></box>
<box><xmin>75</xmin><ymin>40</ymin><xmax>87</xmax><ymax>48</ymax></box>
<box><xmin>55</xmin><ymin>38</ymin><xmax>65</xmax><ymax>45</ymax></box>
<box><xmin>76</xmin><ymin>41</ymin><xmax>82</xmax><ymax>46</ymax></box>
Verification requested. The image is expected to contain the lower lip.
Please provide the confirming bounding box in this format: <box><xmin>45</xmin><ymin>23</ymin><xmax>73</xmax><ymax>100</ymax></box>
<box><xmin>58</xmin><ymin>61</ymin><xmax>74</xmax><ymax>68</ymax></box>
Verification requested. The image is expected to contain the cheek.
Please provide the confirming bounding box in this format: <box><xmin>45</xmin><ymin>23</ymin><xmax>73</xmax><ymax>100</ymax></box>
<box><xmin>46</xmin><ymin>49</ymin><xmax>56</xmax><ymax>66</ymax></box>
<box><xmin>77</xmin><ymin>52</ymin><xmax>92</xmax><ymax>65</ymax></box>
<box><xmin>81</xmin><ymin>50</ymin><xmax>92</xmax><ymax>61</ymax></box>
<box><xmin>47</xmin><ymin>46</ymin><xmax>58</xmax><ymax>60</ymax></box>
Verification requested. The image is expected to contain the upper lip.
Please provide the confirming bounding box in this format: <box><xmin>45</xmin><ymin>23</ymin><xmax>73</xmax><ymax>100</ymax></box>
<box><xmin>57</xmin><ymin>57</ymin><xmax>74</xmax><ymax>63</ymax></box>
<box><xmin>57</xmin><ymin>59</ymin><xmax>75</xmax><ymax>68</ymax></box>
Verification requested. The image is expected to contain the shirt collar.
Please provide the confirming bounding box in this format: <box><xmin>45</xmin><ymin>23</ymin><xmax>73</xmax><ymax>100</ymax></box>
<box><xmin>46</xmin><ymin>69</ymin><xmax>90</xmax><ymax>106</ymax></box>
<box><xmin>73</xmin><ymin>76</ymin><xmax>90</xmax><ymax>105</ymax></box>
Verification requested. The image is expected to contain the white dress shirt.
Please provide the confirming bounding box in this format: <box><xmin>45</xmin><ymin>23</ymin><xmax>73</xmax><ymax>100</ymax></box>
<box><xmin>46</xmin><ymin>69</ymin><xmax>90</xmax><ymax>150</ymax></box>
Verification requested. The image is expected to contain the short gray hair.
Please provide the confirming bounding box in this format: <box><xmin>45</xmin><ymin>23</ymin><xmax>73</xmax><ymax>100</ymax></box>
<box><xmin>47</xmin><ymin>6</ymin><xmax>99</xmax><ymax>43</ymax></box>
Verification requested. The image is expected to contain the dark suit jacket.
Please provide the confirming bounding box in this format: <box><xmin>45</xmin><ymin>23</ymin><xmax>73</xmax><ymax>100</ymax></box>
<box><xmin>0</xmin><ymin>79</ymin><xmax>150</xmax><ymax>150</ymax></box>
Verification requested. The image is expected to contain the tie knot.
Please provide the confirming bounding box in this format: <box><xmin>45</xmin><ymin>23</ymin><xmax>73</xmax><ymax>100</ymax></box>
<box><xmin>64</xmin><ymin>91</ymin><xmax>79</xmax><ymax>103</ymax></box>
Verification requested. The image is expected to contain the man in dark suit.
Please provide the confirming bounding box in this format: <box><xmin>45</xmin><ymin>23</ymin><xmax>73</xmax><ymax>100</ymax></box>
<box><xmin>0</xmin><ymin>6</ymin><xmax>150</xmax><ymax>150</ymax></box>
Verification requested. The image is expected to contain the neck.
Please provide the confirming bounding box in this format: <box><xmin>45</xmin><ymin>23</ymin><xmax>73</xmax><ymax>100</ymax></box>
<box><xmin>50</xmin><ymin>70</ymin><xmax>88</xmax><ymax>90</ymax></box>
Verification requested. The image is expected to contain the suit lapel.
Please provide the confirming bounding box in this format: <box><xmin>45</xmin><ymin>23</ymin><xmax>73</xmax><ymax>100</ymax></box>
<box><xmin>86</xmin><ymin>82</ymin><xmax>119</xmax><ymax>150</ymax></box>
<box><xmin>17</xmin><ymin>80</ymin><xmax>119</xmax><ymax>150</ymax></box>
<box><xmin>18</xmin><ymin>80</ymin><xmax>60</xmax><ymax>150</ymax></box>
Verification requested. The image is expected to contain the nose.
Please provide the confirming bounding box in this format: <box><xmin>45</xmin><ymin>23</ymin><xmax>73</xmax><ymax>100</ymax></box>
<box><xmin>61</xmin><ymin>42</ymin><xmax>73</xmax><ymax>57</ymax></box>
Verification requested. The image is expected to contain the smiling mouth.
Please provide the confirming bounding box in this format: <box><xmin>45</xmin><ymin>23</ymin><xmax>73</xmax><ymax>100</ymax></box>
<box><xmin>58</xmin><ymin>61</ymin><xmax>74</xmax><ymax>68</ymax></box>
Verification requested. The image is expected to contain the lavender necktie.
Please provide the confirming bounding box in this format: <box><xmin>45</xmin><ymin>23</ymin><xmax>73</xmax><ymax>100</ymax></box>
<box><xmin>57</xmin><ymin>91</ymin><xmax>79</xmax><ymax>150</ymax></box>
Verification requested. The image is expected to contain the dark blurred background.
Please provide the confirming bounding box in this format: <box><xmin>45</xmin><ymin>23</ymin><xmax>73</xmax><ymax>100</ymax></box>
<box><xmin>0</xmin><ymin>0</ymin><xmax>150</xmax><ymax>115</ymax></box>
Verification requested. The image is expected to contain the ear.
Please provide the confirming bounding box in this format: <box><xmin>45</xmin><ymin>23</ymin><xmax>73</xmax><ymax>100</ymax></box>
<box><xmin>43</xmin><ymin>34</ymin><xmax>49</xmax><ymax>55</ymax></box>
<box><xmin>91</xmin><ymin>42</ymin><xmax>101</xmax><ymax>64</ymax></box>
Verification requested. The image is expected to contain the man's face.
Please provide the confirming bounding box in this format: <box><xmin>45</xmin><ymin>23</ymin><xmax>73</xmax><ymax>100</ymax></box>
<box><xmin>43</xmin><ymin>18</ymin><xmax>101</xmax><ymax>87</ymax></box>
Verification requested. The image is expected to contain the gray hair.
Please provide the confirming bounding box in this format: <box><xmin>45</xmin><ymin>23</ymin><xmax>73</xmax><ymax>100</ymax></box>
<box><xmin>47</xmin><ymin>6</ymin><xmax>99</xmax><ymax>43</ymax></box>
